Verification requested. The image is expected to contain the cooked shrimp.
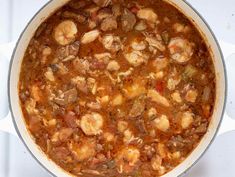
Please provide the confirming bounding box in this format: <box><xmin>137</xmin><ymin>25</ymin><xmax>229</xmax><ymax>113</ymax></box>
<box><xmin>69</xmin><ymin>139</ymin><xmax>96</xmax><ymax>161</ymax></box>
<box><xmin>54</xmin><ymin>20</ymin><xmax>77</xmax><ymax>46</ymax></box>
<box><xmin>81</xmin><ymin>29</ymin><xmax>100</xmax><ymax>44</ymax></box>
<box><xmin>115</xmin><ymin>147</ymin><xmax>140</xmax><ymax>173</ymax></box>
<box><xmin>80</xmin><ymin>112</ymin><xmax>104</xmax><ymax>135</ymax></box>
<box><xmin>168</xmin><ymin>37</ymin><xmax>194</xmax><ymax>63</ymax></box>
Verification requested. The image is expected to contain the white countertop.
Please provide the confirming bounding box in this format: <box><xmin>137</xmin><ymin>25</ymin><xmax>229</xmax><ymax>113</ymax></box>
<box><xmin>0</xmin><ymin>0</ymin><xmax>235</xmax><ymax>176</ymax></box>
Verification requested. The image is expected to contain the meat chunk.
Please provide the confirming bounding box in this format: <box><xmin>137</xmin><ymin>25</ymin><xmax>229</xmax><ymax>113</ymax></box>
<box><xmin>56</xmin><ymin>41</ymin><xmax>80</xmax><ymax>60</ymax></box>
<box><xmin>62</xmin><ymin>11</ymin><xmax>87</xmax><ymax>24</ymax></box>
<box><xmin>124</xmin><ymin>83</ymin><xmax>146</xmax><ymax>99</ymax></box>
<box><xmin>124</xmin><ymin>50</ymin><xmax>149</xmax><ymax>67</ymax></box>
<box><xmin>153</xmin><ymin>115</ymin><xmax>170</xmax><ymax>132</ymax></box>
<box><xmin>73</xmin><ymin>58</ymin><xmax>90</xmax><ymax>74</ymax></box>
<box><xmin>171</xmin><ymin>91</ymin><xmax>182</xmax><ymax>103</ymax></box>
<box><xmin>115</xmin><ymin>147</ymin><xmax>140</xmax><ymax>173</ymax></box>
<box><xmin>64</xmin><ymin>88</ymin><xmax>78</xmax><ymax>104</ymax></box>
<box><xmin>112</xmin><ymin>4</ymin><xmax>121</xmax><ymax>17</ymax></box>
<box><xmin>137</xmin><ymin>8</ymin><xmax>158</xmax><ymax>23</ymax></box>
<box><xmin>185</xmin><ymin>89</ymin><xmax>198</xmax><ymax>103</ymax></box>
<box><xmin>131</xmin><ymin>40</ymin><xmax>146</xmax><ymax>51</ymax></box>
<box><xmin>147</xmin><ymin>89</ymin><xmax>170</xmax><ymax>107</ymax></box>
<box><xmin>87</xmin><ymin>101</ymin><xmax>101</xmax><ymax>110</ymax></box>
<box><xmin>151</xmin><ymin>155</ymin><xmax>165</xmax><ymax>175</ymax></box>
<box><xmin>135</xmin><ymin>20</ymin><xmax>147</xmax><ymax>31</ymax></box>
<box><xmin>112</xmin><ymin>94</ymin><xmax>124</xmax><ymax>106</ymax></box>
<box><xmin>68</xmin><ymin>0</ymin><xmax>86</xmax><ymax>9</ymax></box>
<box><xmin>69</xmin><ymin>139</ymin><xmax>96</xmax><ymax>161</ymax></box>
<box><xmin>152</xmin><ymin>57</ymin><xmax>168</xmax><ymax>71</ymax></box>
<box><xmin>121</xmin><ymin>8</ymin><xmax>136</xmax><ymax>32</ymax></box>
<box><xmin>173</xmin><ymin>23</ymin><xmax>190</xmax><ymax>33</ymax></box>
<box><xmin>181</xmin><ymin>111</ymin><xmax>194</xmax><ymax>129</ymax></box>
<box><xmin>64</xmin><ymin>111</ymin><xmax>78</xmax><ymax>128</ymax></box>
<box><xmin>30</xmin><ymin>85</ymin><xmax>42</xmax><ymax>102</ymax></box>
<box><xmin>92</xmin><ymin>0</ymin><xmax>111</xmax><ymax>7</ymax></box>
<box><xmin>52</xmin><ymin>128</ymin><xmax>74</xmax><ymax>143</ymax></box>
<box><xmin>51</xmin><ymin>147</ymin><xmax>71</xmax><ymax>162</ymax></box>
<box><xmin>195</xmin><ymin>123</ymin><xmax>208</xmax><ymax>134</ymax></box>
<box><xmin>101</xmin><ymin>34</ymin><xmax>122</xmax><ymax>52</ymax></box>
<box><xmin>106</xmin><ymin>60</ymin><xmax>120</xmax><ymax>71</ymax></box>
<box><xmin>148</xmin><ymin>107</ymin><xmax>157</xmax><ymax>119</ymax></box>
<box><xmin>129</xmin><ymin>95</ymin><xmax>146</xmax><ymax>118</ymax></box>
<box><xmin>28</xmin><ymin>115</ymin><xmax>41</xmax><ymax>133</ymax></box>
<box><xmin>54</xmin><ymin>88</ymin><xmax>78</xmax><ymax>106</ymax></box>
<box><xmin>71</xmin><ymin>76</ymin><xmax>88</xmax><ymax>93</ymax></box>
<box><xmin>145</xmin><ymin>35</ymin><xmax>166</xmax><ymax>52</ymax></box>
<box><xmin>100</xmin><ymin>17</ymin><xmax>117</xmax><ymax>31</ymax></box>
<box><xmin>44</xmin><ymin>67</ymin><xmax>55</xmax><ymax>82</ymax></box>
<box><xmin>97</xmin><ymin>8</ymin><xmax>112</xmax><ymax>21</ymax></box>
<box><xmin>117</xmin><ymin>120</ymin><xmax>128</xmax><ymax>133</ymax></box>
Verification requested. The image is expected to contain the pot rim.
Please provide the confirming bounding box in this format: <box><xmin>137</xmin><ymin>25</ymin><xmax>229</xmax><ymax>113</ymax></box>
<box><xmin>7</xmin><ymin>0</ymin><xmax>227</xmax><ymax>177</ymax></box>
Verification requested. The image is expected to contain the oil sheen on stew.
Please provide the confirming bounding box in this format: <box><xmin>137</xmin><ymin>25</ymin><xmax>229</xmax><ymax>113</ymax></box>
<box><xmin>19</xmin><ymin>0</ymin><xmax>215</xmax><ymax>176</ymax></box>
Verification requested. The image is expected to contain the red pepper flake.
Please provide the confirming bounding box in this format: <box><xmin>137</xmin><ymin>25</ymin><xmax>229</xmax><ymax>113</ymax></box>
<box><xmin>155</xmin><ymin>81</ymin><xmax>165</xmax><ymax>93</ymax></box>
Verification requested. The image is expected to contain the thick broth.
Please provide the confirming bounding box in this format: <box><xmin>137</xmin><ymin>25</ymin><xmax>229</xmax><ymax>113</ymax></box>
<box><xmin>19</xmin><ymin>0</ymin><xmax>215</xmax><ymax>176</ymax></box>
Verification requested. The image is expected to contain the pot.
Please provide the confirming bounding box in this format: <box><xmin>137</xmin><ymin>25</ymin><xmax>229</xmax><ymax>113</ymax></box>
<box><xmin>0</xmin><ymin>0</ymin><xmax>231</xmax><ymax>176</ymax></box>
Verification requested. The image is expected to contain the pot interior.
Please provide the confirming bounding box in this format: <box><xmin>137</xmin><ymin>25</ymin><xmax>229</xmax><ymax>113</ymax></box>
<box><xmin>9</xmin><ymin>0</ymin><xmax>226</xmax><ymax>177</ymax></box>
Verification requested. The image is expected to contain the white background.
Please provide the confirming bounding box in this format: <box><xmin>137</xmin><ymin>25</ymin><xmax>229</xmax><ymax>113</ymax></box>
<box><xmin>0</xmin><ymin>0</ymin><xmax>235</xmax><ymax>176</ymax></box>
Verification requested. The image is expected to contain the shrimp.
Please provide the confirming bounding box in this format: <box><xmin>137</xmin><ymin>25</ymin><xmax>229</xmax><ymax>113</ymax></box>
<box><xmin>81</xmin><ymin>29</ymin><xmax>100</xmax><ymax>44</ymax></box>
<box><xmin>80</xmin><ymin>112</ymin><xmax>104</xmax><ymax>136</ymax></box>
<box><xmin>168</xmin><ymin>37</ymin><xmax>194</xmax><ymax>63</ymax></box>
<box><xmin>54</xmin><ymin>20</ymin><xmax>77</xmax><ymax>46</ymax></box>
<box><xmin>115</xmin><ymin>147</ymin><xmax>140</xmax><ymax>173</ymax></box>
<box><xmin>69</xmin><ymin>139</ymin><xmax>96</xmax><ymax>161</ymax></box>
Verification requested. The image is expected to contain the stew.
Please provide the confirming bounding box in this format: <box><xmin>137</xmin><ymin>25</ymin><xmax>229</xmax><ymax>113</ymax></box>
<box><xmin>19</xmin><ymin>0</ymin><xmax>215</xmax><ymax>176</ymax></box>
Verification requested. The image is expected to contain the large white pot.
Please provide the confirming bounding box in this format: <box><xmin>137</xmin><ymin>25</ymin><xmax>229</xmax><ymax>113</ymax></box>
<box><xmin>0</xmin><ymin>0</ymin><xmax>229</xmax><ymax>176</ymax></box>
